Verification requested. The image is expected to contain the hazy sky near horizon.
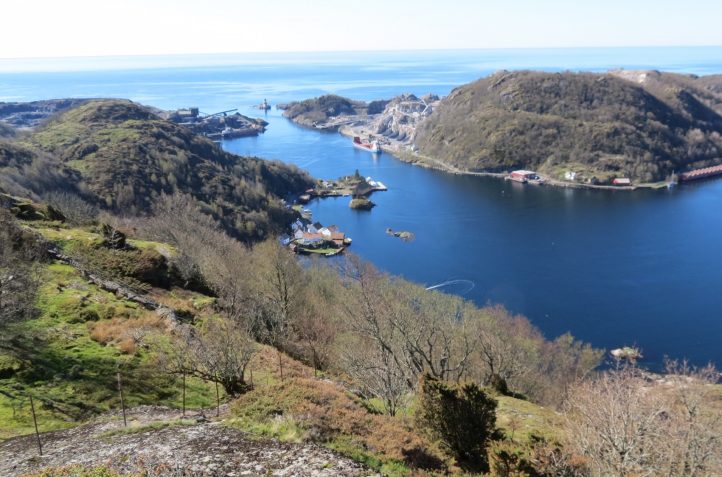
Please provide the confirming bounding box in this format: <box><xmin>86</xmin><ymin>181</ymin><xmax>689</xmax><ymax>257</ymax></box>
<box><xmin>1</xmin><ymin>0</ymin><xmax>722</xmax><ymax>59</ymax></box>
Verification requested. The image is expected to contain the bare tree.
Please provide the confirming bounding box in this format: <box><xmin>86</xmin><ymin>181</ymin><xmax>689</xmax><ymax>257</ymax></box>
<box><xmin>0</xmin><ymin>209</ymin><xmax>41</xmax><ymax>335</ymax></box>
<box><xmin>340</xmin><ymin>256</ymin><xmax>479</xmax><ymax>414</ymax></box>
<box><xmin>43</xmin><ymin>191</ymin><xmax>98</xmax><ymax>226</ymax></box>
<box><xmin>294</xmin><ymin>303</ymin><xmax>337</xmax><ymax>375</ymax></box>
<box><xmin>163</xmin><ymin>317</ymin><xmax>257</xmax><ymax>396</ymax></box>
<box><xmin>141</xmin><ymin>194</ymin><xmax>256</xmax><ymax>324</ymax></box>
<box><xmin>474</xmin><ymin>307</ymin><xmax>539</xmax><ymax>389</ymax></box>
<box><xmin>343</xmin><ymin>333</ymin><xmax>410</xmax><ymax>416</ymax></box>
<box><xmin>564</xmin><ymin>363</ymin><xmax>722</xmax><ymax>477</ymax></box>
<box><xmin>655</xmin><ymin>360</ymin><xmax>722</xmax><ymax>476</ymax></box>
<box><xmin>385</xmin><ymin>282</ymin><xmax>478</xmax><ymax>383</ymax></box>
<box><xmin>251</xmin><ymin>239</ymin><xmax>304</xmax><ymax>378</ymax></box>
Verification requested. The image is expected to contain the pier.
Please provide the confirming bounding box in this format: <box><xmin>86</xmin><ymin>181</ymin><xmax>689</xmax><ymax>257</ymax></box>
<box><xmin>679</xmin><ymin>164</ymin><xmax>722</xmax><ymax>182</ymax></box>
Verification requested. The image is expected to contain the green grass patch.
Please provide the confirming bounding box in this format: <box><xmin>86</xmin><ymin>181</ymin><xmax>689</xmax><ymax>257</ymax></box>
<box><xmin>495</xmin><ymin>395</ymin><xmax>564</xmax><ymax>444</ymax></box>
<box><xmin>0</xmin><ymin>262</ymin><xmax>218</xmax><ymax>440</ymax></box>
<box><xmin>328</xmin><ymin>436</ymin><xmax>411</xmax><ymax>477</ymax></box>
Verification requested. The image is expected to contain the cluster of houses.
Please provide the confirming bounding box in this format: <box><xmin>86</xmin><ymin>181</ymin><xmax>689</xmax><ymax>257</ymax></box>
<box><xmin>564</xmin><ymin>170</ymin><xmax>633</xmax><ymax>187</ymax></box>
<box><xmin>280</xmin><ymin>218</ymin><xmax>352</xmax><ymax>256</ymax></box>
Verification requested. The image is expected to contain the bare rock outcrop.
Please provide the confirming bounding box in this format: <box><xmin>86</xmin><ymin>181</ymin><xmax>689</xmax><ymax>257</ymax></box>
<box><xmin>0</xmin><ymin>406</ymin><xmax>376</xmax><ymax>476</ymax></box>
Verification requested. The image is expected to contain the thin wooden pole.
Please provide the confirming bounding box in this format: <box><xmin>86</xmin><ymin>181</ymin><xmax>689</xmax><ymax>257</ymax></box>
<box><xmin>29</xmin><ymin>395</ymin><xmax>43</xmax><ymax>456</ymax></box>
<box><xmin>182</xmin><ymin>371</ymin><xmax>186</xmax><ymax>417</ymax></box>
<box><xmin>117</xmin><ymin>372</ymin><xmax>127</xmax><ymax>427</ymax></box>
<box><xmin>215</xmin><ymin>378</ymin><xmax>220</xmax><ymax>417</ymax></box>
<box><xmin>250</xmin><ymin>368</ymin><xmax>254</xmax><ymax>390</ymax></box>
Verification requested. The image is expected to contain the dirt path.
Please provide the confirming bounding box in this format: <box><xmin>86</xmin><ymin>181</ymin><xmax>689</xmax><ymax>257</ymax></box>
<box><xmin>0</xmin><ymin>406</ymin><xmax>376</xmax><ymax>477</ymax></box>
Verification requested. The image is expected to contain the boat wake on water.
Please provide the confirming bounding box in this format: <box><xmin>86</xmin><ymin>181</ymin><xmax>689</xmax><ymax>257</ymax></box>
<box><xmin>425</xmin><ymin>279</ymin><xmax>475</xmax><ymax>295</ymax></box>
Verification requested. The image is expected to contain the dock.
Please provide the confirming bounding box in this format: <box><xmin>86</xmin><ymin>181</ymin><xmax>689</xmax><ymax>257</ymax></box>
<box><xmin>679</xmin><ymin>164</ymin><xmax>722</xmax><ymax>182</ymax></box>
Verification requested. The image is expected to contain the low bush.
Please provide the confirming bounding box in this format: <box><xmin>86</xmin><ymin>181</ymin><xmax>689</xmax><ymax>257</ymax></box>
<box><xmin>415</xmin><ymin>374</ymin><xmax>498</xmax><ymax>472</ymax></box>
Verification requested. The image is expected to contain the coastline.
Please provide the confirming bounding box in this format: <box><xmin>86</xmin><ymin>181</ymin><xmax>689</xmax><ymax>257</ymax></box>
<box><xmin>335</xmin><ymin>124</ymin><xmax>667</xmax><ymax>192</ymax></box>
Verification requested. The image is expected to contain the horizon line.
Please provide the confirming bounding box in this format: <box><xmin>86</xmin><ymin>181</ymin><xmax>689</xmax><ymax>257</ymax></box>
<box><xmin>3</xmin><ymin>44</ymin><xmax>722</xmax><ymax>63</ymax></box>
<box><xmin>2</xmin><ymin>44</ymin><xmax>722</xmax><ymax>75</ymax></box>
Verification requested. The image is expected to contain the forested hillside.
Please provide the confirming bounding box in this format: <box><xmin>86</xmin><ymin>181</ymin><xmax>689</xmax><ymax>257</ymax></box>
<box><xmin>0</xmin><ymin>100</ymin><xmax>313</xmax><ymax>242</ymax></box>
<box><xmin>414</xmin><ymin>70</ymin><xmax>722</xmax><ymax>183</ymax></box>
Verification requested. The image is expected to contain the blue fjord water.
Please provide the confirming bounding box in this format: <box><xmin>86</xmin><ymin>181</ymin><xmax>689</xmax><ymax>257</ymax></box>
<box><xmin>2</xmin><ymin>47</ymin><xmax>722</xmax><ymax>367</ymax></box>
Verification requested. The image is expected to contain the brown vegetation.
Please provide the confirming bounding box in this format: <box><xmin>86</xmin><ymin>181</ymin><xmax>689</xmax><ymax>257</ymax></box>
<box><xmin>89</xmin><ymin>313</ymin><xmax>169</xmax><ymax>354</ymax></box>
<box><xmin>564</xmin><ymin>361</ymin><xmax>722</xmax><ymax>476</ymax></box>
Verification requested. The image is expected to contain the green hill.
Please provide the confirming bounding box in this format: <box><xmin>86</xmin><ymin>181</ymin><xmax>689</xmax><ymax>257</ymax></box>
<box><xmin>414</xmin><ymin>70</ymin><xmax>722</xmax><ymax>183</ymax></box>
<box><xmin>281</xmin><ymin>95</ymin><xmax>367</xmax><ymax>127</ymax></box>
<box><xmin>0</xmin><ymin>100</ymin><xmax>313</xmax><ymax>242</ymax></box>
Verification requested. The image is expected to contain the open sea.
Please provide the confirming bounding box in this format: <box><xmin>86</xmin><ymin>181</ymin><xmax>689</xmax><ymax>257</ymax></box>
<box><xmin>2</xmin><ymin>47</ymin><xmax>722</xmax><ymax>367</ymax></box>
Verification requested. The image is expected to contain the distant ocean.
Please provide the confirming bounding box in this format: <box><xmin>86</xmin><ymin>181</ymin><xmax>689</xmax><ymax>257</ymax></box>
<box><xmin>3</xmin><ymin>46</ymin><xmax>722</xmax><ymax>368</ymax></box>
<box><xmin>2</xmin><ymin>47</ymin><xmax>722</xmax><ymax>108</ymax></box>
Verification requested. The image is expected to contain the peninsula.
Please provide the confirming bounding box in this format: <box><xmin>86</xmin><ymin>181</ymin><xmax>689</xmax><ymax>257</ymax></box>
<box><xmin>284</xmin><ymin>70</ymin><xmax>722</xmax><ymax>188</ymax></box>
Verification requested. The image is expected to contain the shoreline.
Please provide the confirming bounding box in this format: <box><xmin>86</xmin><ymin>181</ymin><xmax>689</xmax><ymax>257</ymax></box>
<box><xmin>334</xmin><ymin>124</ymin><xmax>668</xmax><ymax>192</ymax></box>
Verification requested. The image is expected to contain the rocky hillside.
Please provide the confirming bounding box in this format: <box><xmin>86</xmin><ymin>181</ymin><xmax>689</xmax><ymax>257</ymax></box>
<box><xmin>414</xmin><ymin>70</ymin><xmax>722</xmax><ymax>183</ymax></box>
<box><xmin>0</xmin><ymin>99</ymin><xmax>89</xmax><ymax>130</ymax></box>
<box><xmin>0</xmin><ymin>406</ymin><xmax>372</xmax><ymax>477</ymax></box>
<box><xmin>0</xmin><ymin>100</ymin><xmax>313</xmax><ymax>242</ymax></box>
<box><xmin>282</xmin><ymin>93</ymin><xmax>440</xmax><ymax>153</ymax></box>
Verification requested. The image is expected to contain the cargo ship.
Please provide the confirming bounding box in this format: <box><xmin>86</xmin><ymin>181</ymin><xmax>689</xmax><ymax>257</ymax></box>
<box><xmin>352</xmin><ymin>136</ymin><xmax>381</xmax><ymax>153</ymax></box>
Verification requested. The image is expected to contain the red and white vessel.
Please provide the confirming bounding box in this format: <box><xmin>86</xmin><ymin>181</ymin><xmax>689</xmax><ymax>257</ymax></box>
<box><xmin>352</xmin><ymin>136</ymin><xmax>381</xmax><ymax>153</ymax></box>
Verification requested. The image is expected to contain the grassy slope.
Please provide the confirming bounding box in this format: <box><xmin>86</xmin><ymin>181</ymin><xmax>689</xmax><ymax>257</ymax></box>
<box><xmin>0</xmin><ymin>223</ymin><xmax>219</xmax><ymax>440</ymax></box>
<box><xmin>2</xmin><ymin>222</ymin><xmax>567</xmax><ymax>475</ymax></box>
<box><xmin>414</xmin><ymin>70</ymin><xmax>722</xmax><ymax>183</ymax></box>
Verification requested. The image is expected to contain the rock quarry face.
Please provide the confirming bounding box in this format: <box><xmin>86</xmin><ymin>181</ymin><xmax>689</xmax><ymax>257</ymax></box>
<box><xmin>281</xmin><ymin>93</ymin><xmax>440</xmax><ymax>149</ymax></box>
<box><xmin>372</xmin><ymin>94</ymin><xmax>439</xmax><ymax>144</ymax></box>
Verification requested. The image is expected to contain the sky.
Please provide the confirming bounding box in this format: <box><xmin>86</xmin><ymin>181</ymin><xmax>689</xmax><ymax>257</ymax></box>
<box><xmin>1</xmin><ymin>0</ymin><xmax>722</xmax><ymax>59</ymax></box>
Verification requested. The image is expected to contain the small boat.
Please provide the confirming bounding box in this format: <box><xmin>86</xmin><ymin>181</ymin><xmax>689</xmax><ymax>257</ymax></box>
<box><xmin>352</xmin><ymin>136</ymin><xmax>381</xmax><ymax>153</ymax></box>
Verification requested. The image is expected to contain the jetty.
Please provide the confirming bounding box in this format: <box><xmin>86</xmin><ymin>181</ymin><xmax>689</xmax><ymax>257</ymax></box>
<box><xmin>679</xmin><ymin>164</ymin><xmax>722</xmax><ymax>182</ymax></box>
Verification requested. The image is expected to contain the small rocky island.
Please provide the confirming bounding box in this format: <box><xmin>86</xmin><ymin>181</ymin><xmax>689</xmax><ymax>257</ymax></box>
<box><xmin>349</xmin><ymin>196</ymin><xmax>375</xmax><ymax>210</ymax></box>
<box><xmin>386</xmin><ymin>228</ymin><xmax>415</xmax><ymax>241</ymax></box>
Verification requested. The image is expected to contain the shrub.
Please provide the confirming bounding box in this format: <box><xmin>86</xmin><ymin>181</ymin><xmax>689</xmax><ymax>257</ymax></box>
<box><xmin>69</xmin><ymin>308</ymin><xmax>100</xmax><ymax>323</ymax></box>
<box><xmin>415</xmin><ymin>374</ymin><xmax>498</xmax><ymax>472</ymax></box>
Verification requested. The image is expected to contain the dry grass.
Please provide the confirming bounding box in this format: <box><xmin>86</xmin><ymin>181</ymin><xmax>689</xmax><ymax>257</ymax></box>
<box><xmin>147</xmin><ymin>287</ymin><xmax>215</xmax><ymax>316</ymax></box>
<box><xmin>232</xmin><ymin>346</ymin><xmax>448</xmax><ymax>474</ymax></box>
<box><xmin>88</xmin><ymin>313</ymin><xmax>168</xmax><ymax>354</ymax></box>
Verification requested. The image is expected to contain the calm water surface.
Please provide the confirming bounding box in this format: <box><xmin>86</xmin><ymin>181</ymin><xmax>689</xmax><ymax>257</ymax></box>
<box><xmin>2</xmin><ymin>47</ymin><xmax>722</xmax><ymax>367</ymax></box>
